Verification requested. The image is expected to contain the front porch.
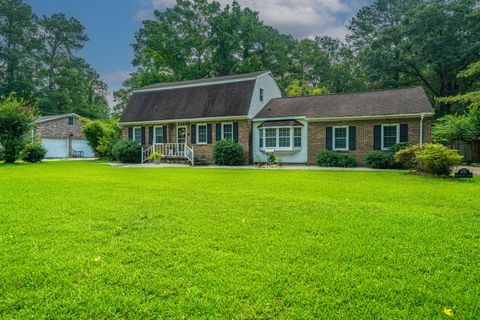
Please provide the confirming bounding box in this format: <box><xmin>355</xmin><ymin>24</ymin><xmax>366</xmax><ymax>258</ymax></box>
<box><xmin>142</xmin><ymin>143</ymin><xmax>195</xmax><ymax>165</ymax></box>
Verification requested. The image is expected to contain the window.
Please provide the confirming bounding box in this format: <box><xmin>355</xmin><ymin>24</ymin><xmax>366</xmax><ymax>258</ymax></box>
<box><xmin>154</xmin><ymin>126</ymin><xmax>163</xmax><ymax>143</ymax></box>
<box><xmin>382</xmin><ymin>124</ymin><xmax>399</xmax><ymax>149</ymax></box>
<box><xmin>133</xmin><ymin>127</ymin><xmax>142</xmax><ymax>143</ymax></box>
<box><xmin>68</xmin><ymin>116</ymin><xmax>74</xmax><ymax>126</ymax></box>
<box><xmin>259</xmin><ymin>126</ymin><xmax>303</xmax><ymax>149</ymax></box>
<box><xmin>222</xmin><ymin>123</ymin><xmax>233</xmax><ymax>140</ymax></box>
<box><xmin>333</xmin><ymin>126</ymin><xmax>348</xmax><ymax>150</ymax></box>
<box><xmin>265</xmin><ymin>128</ymin><xmax>276</xmax><ymax>148</ymax></box>
<box><xmin>197</xmin><ymin>124</ymin><xmax>207</xmax><ymax>144</ymax></box>
<box><xmin>259</xmin><ymin>88</ymin><xmax>264</xmax><ymax>102</ymax></box>
<box><xmin>279</xmin><ymin>128</ymin><xmax>290</xmax><ymax>147</ymax></box>
<box><xmin>294</xmin><ymin>128</ymin><xmax>302</xmax><ymax>147</ymax></box>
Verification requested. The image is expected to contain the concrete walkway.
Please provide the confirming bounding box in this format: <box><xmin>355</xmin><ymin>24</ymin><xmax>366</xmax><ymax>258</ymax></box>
<box><xmin>108</xmin><ymin>162</ymin><xmax>395</xmax><ymax>171</ymax></box>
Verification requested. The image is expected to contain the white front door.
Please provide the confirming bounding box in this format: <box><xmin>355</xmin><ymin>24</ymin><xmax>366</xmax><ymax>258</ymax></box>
<box><xmin>177</xmin><ymin>126</ymin><xmax>187</xmax><ymax>144</ymax></box>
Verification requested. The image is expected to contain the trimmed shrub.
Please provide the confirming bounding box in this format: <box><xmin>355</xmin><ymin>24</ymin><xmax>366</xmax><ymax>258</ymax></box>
<box><xmin>365</xmin><ymin>151</ymin><xmax>394</xmax><ymax>169</ymax></box>
<box><xmin>112</xmin><ymin>140</ymin><xmax>142</xmax><ymax>163</ymax></box>
<box><xmin>316</xmin><ymin>150</ymin><xmax>339</xmax><ymax>167</ymax></box>
<box><xmin>337</xmin><ymin>153</ymin><xmax>358</xmax><ymax>168</ymax></box>
<box><xmin>22</xmin><ymin>142</ymin><xmax>47</xmax><ymax>163</ymax></box>
<box><xmin>315</xmin><ymin>150</ymin><xmax>358</xmax><ymax>167</ymax></box>
<box><xmin>395</xmin><ymin>145</ymin><xmax>423</xmax><ymax>170</ymax></box>
<box><xmin>415</xmin><ymin>143</ymin><xmax>463</xmax><ymax>176</ymax></box>
<box><xmin>213</xmin><ymin>139</ymin><xmax>243</xmax><ymax>165</ymax></box>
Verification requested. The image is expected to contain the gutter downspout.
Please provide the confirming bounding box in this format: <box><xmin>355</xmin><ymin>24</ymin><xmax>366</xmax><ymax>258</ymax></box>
<box><xmin>419</xmin><ymin>113</ymin><xmax>426</xmax><ymax>145</ymax></box>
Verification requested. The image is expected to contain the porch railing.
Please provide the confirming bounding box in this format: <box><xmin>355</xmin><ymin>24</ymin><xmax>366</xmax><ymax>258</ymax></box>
<box><xmin>142</xmin><ymin>143</ymin><xmax>194</xmax><ymax>165</ymax></box>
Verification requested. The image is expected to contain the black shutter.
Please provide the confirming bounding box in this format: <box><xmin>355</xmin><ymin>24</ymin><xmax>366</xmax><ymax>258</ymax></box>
<box><xmin>128</xmin><ymin>127</ymin><xmax>133</xmax><ymax>140</ymax></box>
<box><xmin>141</xmin><ymin>127</ymin><xmax>146</xmax><ymax>145</ymax></box>
<box><xmin>233</xmin><ymin>122</ymin><xmax>239</xmax><ymax>142</ymax></box>
<box><xmin>207</xmin><ymin>123</ymin><xmax>212</xmax><ymax>144</ymax></box>
<box><xmin>162</xmin><ymin>126</ymin><xmax>167</xmax><ymax>143</ymax></box>
<box><xmin>326</xmin><ymin>127</ymin><xmax>332</xmax><ymax>150</ymax></box>
<box><xmin>216</xmin><ymin>123</ymin><xmax>222</xmax><ymax>141</ymax></box>
<box><xmin>148</xmin><ymin>127</ymin><xmax>153</xmax><ymax>145</ymax></box>
<box><xmin>349</xmin><ymin>126</ymin><xmax>356</xmax><ymax>150</ymax></box>
<box><xmin>400</xmin><ymin>124</ymin><xmax>408</xmax><ymax>142</ymax></box>
<box><xmin>191</xmin><ymin>124</ymin><xmax>196</xmax><ymax>144</ymax></box>
<box><xmin>373</xmin><ymin>125</ymin><xmax>381</xmax><ymax>150</ymax></box>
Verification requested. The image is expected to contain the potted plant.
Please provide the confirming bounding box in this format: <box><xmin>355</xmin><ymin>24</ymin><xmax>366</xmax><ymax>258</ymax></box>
<box><xmin>148</xmin><ymin>151</ymin><xmax>163</xmax><ymax>164</ymax></box>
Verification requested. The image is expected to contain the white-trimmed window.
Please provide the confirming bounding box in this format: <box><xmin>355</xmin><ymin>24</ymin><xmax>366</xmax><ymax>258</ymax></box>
<box><xmin>154</xmin><ymin>126</ymin><xmax>163</xmax><ymax>143</ymax></box>
<box><xmin>222</xmin><ymin>123</ymin><xmax>233</xmax><ymax>140</ymax></box>
<box><xmin>265</xmin><ymin>128</ymin><xmax>276</xmax><ymax>148</ymax></box>
<box><xmin>259</xmin><ymin>126</ymin><xmax>303</xmax><ymax>149</ymax></box>
<box><xmin>68</xmin><ymin>116</ymin><xmax>74</xmax><ymax>127</ymax></box>
<box><xmin>333</xmin><ymin>126</ymin><xmax>348</xmax><ymax>151</ymax></box>
<box><xmin>279</xmin><ymin>128</ymin><xmax>290</xmax><ymax>147</ymax></box>
<box><xmin>382</xmin><ymin>124</ymin><xmax>399</xmax><ymax>150</ymax></box>
<box><xmin>260</xmin><ymin>88</ymin><xmax>264</xmax><ymax>102</ymax></box>
<box><xmin>197</xmin><ymin>124</ymin><xmax>207</xmax><ymax>144</ymax></box>
<box><xmin>294</xmin><ymin>128</ymin><xmax>302</xmax><ymax>147</ymax></box>
<box><xmin>133</xmin><ymin>127</ymin><xmax>142</xmax><ymax>143</ymax></box>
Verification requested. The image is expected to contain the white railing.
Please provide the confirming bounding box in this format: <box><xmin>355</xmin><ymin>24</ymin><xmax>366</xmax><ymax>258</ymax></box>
<box><xmin>142</xmin><ymin>145</ymin><xmax>153</xmax><ymax>163</ymax></box>
<box><xmin>149</xmin><ymin>143</ymin><xmax>194</xmax><ymax>166</ymax></box>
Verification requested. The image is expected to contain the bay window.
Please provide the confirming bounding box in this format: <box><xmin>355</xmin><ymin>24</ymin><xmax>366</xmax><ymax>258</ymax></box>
<box><xmin>259</xmin><ymin>126</ymin><xmax>302</xmax><ymax>150</ymax></box>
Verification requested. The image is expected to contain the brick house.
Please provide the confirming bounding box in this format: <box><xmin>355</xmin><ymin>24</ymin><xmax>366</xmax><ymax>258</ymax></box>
<box><xmin>119</xmin><ymin>71</ymin><xmax>434</xmax><ymax>165</ymax></box>
<box><xmin>35</xmin><ymin>113</ymin><xmax>94</xmax><ymax>158</ymax></box>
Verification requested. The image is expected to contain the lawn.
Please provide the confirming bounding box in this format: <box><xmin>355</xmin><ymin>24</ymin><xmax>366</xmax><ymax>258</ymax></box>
<box><xmin>0</xmin><ymin>161</ymin><xmax>479</xmax><ymax>319</ymax></box>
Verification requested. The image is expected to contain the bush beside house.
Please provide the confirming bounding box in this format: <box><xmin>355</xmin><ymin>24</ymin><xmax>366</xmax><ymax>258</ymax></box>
<box><xmin>315</xmin><ymin>150</ymin><xmax>358</xmax><ymax>168</ymax></box>
<box><xmin>213</xmin><ymin>140</ymin><xmax>243</xmax><ymax>165</ymax></box>
<box><xmin>22</xmin><ymin>143</ymin><xmax>47</xmax><ymax>163</ymax></box>
<box><xmin>112</xmin><ymin>140</ymin><xmax>142</xmax><ymax>163</ymax></box>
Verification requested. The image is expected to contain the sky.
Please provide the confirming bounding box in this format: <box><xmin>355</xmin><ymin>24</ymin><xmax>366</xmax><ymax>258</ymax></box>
<box><xmin>26</xmin><ymin>0</ymin><xmax>371</xmax><ymax>105</ymax></box>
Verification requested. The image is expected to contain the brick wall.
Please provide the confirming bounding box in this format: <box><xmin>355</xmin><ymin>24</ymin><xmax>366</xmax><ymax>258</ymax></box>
<box><xmin>307</xmin><ymin>116</ymin><xmax>432</xmax><ymax>165</ymax></box>
<box><xmin>122</xmin><ymin>120</ymin><xmax>251</xmax><ymax>164</ymax></box>
<box><xmin>36</xmin><ymin>116</ymin><xmax>85</xmax><ymax>139</ymax></box>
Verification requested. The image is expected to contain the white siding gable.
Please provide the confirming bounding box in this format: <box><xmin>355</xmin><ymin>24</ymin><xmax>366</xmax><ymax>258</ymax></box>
<box><xmin>247</xmin><ymin>72</ymin><xmax>282</xmax><ymax>119</ymax></box>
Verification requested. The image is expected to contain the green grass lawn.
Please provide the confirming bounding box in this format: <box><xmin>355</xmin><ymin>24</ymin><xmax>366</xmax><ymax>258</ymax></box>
<box><xmin>0</xmin><ymin>161</ymin><xmax>479</xmax><ymax>319</ymax></box>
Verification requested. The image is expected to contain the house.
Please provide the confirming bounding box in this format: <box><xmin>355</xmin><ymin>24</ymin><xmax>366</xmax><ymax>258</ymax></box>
<box><xmin>35</xmin><ymin>113</ymin><xmax>95</xmax><ymax>158</ymax></box>
<box><xmin>119</xmin><ymin>71</ymin><xmax>434</xmax><ymax>165</ymax></box>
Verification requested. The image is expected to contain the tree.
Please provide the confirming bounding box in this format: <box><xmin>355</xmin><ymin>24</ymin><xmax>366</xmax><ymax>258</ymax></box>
<box><xmin>286</xmin><ymin>81</ymin><xmax>328</xmax><ymax>97</ymax></box>
<box><xmin>347</xmin><ymin>0</ymin><xmax>480</xmax><ymax>114</ymax></box>
<box><xmin>0</xmin><ymin>0</ymin><xmax>40</xmax><ymax>99</ymax></box>
<box><xmin>0</xmin><ymin>96</ymin><xmax>37</xmax><ymax>163</ymax></box>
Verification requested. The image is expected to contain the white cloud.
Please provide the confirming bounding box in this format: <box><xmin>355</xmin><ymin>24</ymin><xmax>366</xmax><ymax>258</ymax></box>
<box><xmin>102</xmin><ymin>71</ymin><xmax>131</xmax><ymax>85</ymax></box>
<box><xmin>136</xmin><ymin>0</ymin><xmax>370</xmax><ymax>40</ymax></box>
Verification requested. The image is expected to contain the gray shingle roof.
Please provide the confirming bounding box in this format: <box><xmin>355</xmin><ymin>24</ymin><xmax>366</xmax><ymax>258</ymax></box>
<box><xmin>120</xmin><ymin>80</ymin><xmax>256</xmax><ymax>123</ymax></box>
<box><xmin>36</xmin><ymin>113</ymin><xmax>80</xmax><ymax>123</ymax></box>
<box><xmin>255</xmin><ymin>86</ymin><xmax>434</xmax><ymax>119</ymax></box>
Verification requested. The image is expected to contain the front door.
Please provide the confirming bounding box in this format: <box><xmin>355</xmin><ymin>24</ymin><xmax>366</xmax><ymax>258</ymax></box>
<box><xmin>177</xmin><ymin>126</ymin><xmax>187</xmax><ymax>145</ymax></box>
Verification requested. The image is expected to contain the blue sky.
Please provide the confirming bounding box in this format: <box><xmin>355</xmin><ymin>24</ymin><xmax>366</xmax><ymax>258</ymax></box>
<box><xmin>26</xmin><ymin>0</ymin><xmax>370</xmax><ymax>103</ymax></box>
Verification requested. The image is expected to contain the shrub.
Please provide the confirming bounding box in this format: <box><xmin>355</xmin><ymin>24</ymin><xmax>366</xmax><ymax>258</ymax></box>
<box><xmin>365</xmin><ymin>151</ymin><xmax>394</xmax><ymax>169</ymax></box>
<box><xmin>415</xmin><ymin>143</ymin><xmax>463</xmax><ymax>176</ymax></box>
<box><xmin>22</xmin><ymin>142</ymin><xmax>47</xmax><ymax>163</ymax></box>
<box><xmin>0</xmin><ymin>96</ymin><xmax>37</xmax><ymax>163</ymax></box>
<box><xmin>315</xmin><ymin>150</ymin><xmax>357</xmax><ymax>167</ymax></box>
<box><xmin>395</xmin><ymin>145</ymin><xmax>423</xmax><ymax>170</ymax></box>
<box><xmin>316</xmin><ymin>150</ymin><xmax>339</xmax><ymax>167</ymax></box>
<box><xmin>212</xmin><ymin>139</ymin><xmax>243</xmax><ymax>165</ymax></box>
<box><xmin>82</xmin><ymin>118</ymin><xmax>122</xmax><ymax>159</ymax></box>
<box><xmin>337</xmin><ymin>153</ymin><xmax>358</xmax><ymax>167</ymax></box>
<box><xmin>0</xmin><ymin>145</ymin><xmax>4</xmax><ymax>161</ymax></box>
<box><xmin>112</xmin><ymin>140</ymin><xmax>142</xmax><ymax>163</ymax></box>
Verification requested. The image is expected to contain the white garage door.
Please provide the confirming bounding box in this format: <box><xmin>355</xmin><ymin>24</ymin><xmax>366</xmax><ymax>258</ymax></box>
<box><xmin>43</xmin><ymin>138</ymin><xmax>68</xmax><ymax>158</ymax></box>
<box><xmin>72</xmin><ymin>139</ymin><xmax>95</xmax><ymax>158</ymax></box>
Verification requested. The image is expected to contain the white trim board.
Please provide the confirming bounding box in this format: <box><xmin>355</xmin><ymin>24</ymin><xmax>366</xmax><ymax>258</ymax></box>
<box><xmin>119</xmin><ymin>115</ymin><xmax>248</xmax><ymax>126</ymax></box>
